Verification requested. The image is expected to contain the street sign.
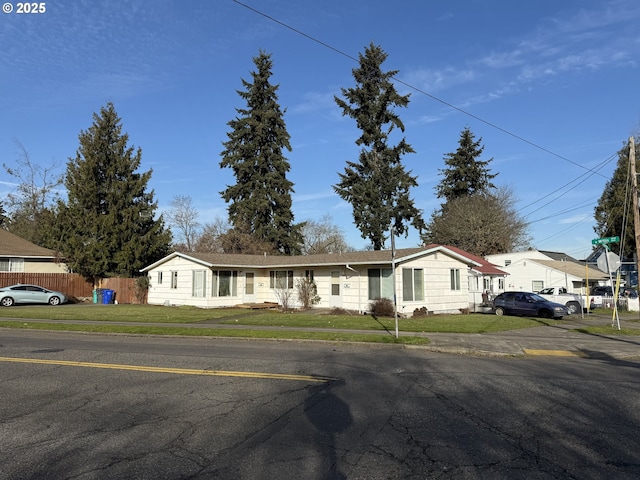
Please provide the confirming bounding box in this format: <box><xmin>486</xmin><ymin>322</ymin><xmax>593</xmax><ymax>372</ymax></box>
<box><xmin>592</xmin><ymin>236</ymin><xmax>620</xmax><ymax>245</ymax></box>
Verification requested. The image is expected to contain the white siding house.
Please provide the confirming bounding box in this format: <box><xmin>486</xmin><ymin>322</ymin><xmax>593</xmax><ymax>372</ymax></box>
<box><xmin>141</xmin><ymin>246</ymin><xmax>483</xmax><ymax>315</ymax></box>
<box><xmin>486</xmin><ymin>250</ymin><xmax>608</xmax><ymax>294</ymax></box>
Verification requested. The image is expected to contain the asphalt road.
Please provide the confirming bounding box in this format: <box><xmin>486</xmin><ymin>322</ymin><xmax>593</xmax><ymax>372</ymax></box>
<box><xmin>1</xmin><ymin>330</ymin><xmax>640</xmax><ymax>479</ymax></box>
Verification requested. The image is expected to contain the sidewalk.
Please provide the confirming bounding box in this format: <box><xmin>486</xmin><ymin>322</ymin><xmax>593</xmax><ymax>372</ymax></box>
<box><xmin>2</xmin><ymin>314</ymin><xmax>639</xmax><ymax>360</ymax></box>
<box><xmin>421</xmin><ymin>314</ymin><xmax>640</xmax><ymax>359</ymax></box>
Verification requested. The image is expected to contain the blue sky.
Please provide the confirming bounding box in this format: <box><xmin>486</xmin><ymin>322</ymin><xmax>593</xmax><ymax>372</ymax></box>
<box><xmin>2</xmin><ymin>0</ymin><xmax>639</xmax><ymax>259</ymax></box>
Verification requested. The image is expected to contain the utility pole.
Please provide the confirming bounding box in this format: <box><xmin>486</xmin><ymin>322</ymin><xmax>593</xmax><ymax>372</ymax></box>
<box><xmin>629</xmin><ymin>136</ymin><xmax>640</xmax><ymax>319</ymax></box>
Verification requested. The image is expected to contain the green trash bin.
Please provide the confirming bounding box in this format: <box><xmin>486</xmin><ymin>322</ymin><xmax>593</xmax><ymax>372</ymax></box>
<box><xmin>93</xmin><ymin>288</ymin><xmax>104</xmax><ymax>304</ymax></box>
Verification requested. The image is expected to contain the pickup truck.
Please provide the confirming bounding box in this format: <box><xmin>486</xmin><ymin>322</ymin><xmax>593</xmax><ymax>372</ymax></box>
<box><xmin>537</xmin><ymin>287</ymin><xmax>590</xmax><ymax>314</ymax></box>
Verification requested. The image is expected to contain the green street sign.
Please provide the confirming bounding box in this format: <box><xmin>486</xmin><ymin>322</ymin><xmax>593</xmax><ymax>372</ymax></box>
<box><xmin>592</xmin><ymin>236</ymin><xmax>620</xmax><ymax>245</ymax></box>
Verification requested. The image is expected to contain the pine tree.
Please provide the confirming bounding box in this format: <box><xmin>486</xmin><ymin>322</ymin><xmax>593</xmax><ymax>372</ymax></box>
<box><xmin>594</xmin><ymin>138</ymin><xmax>640</xmax><ymax>258</ymax></box>
<box><xmin>55</xmin><ymin>102</ymin><xmax>171</xmax><ymax>282</ymax></box>
<box><xmin>436</xmin><ymin>127</ymin><xmax>497</xmax><ymax>202</ymax></box>
<box><xmin>334</xmin><ymin>43</ymin><xmax>423</xmax><ymax>250</ymax></box>
<box><xmin>422</xmin><ymin>128</ymin><xmax>526</xmax><ymax>254</ymax></box>
<box><xmin>220</xmin><ymin>50</ymin><xmax>302</xmax><ymax>255</ymax></box>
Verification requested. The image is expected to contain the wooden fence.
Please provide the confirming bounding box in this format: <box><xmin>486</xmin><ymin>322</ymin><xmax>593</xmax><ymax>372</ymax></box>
<box><xmin>0</xmin><ymin>273</ymin><xmax>142</xmax><ymax>304</ymax></box>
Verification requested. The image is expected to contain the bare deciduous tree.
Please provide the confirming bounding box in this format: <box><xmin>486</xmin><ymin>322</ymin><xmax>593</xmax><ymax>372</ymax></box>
<box><xmin>166</xmin><ymin>195</ymin><xmax>200</xmax><ymax>251</ymax></box>
<box><xmin>2</xmin><ymin>139</ymin><xmax>63</xmax><ymax>244</ymax></box>
<box><xmin>192</xmin><ymin>217</ymin><xmax>230</xmax><ymax>253</ymax></box>
<box><xmin>423</xmin><ymin>186</ymin><xmax>530</xmax><ymax>256</ymax></box>
<box><xmin>301</xmin><ymin>214</ymin><xmax>354</xmax><ymax>255</ymax></box>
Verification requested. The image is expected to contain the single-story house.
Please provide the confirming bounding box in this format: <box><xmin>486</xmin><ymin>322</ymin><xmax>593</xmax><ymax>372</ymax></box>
<box><xmin>485</xmin><ymin>250</ymin><xmax>609</xmax><ymax>294</ymax></box>
<box><xmin>141</xmin><ymin>245</ymin><xmax>486</xmax><ymax>315</ymax></box>
<box><xmin>427</xmin><ymin>245</ymin><xmax>508</xmax><ymax>310</ymax></box>
<box><xmin>0</xmin><ymin>229</ymin><xmax>67</xmax><ymax>273</ymax></box>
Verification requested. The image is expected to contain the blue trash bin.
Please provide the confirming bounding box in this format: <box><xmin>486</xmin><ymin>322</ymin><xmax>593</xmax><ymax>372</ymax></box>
<box><xmin>102</xmin><ymin>289</ymin><xmax>114</xmax><ymax>304</ymax></box>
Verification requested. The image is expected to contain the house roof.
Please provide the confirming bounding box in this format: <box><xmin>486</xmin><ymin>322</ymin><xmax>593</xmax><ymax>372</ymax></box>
<box><xmin>141</xmin><ymin>245</ymin><xmax>482</xmax><ymax>272</ymax></box>
<box><xmin>425</xmin><ymin>244</ymin><xmax>508</xmax><ymax>276</ymax></box>
<box><xmin>539</xmin><ymin>250</ymin><xmax>580</xmax><ymax>262</ymax></box>
<box><xmin>0</xmin><ymin>229</ymin><xmax>57</xmax><ymax>258</ymax></box>
<box><xmin>532</xmin><ymin>259</ymin><xmax>610</xmax><ymax>280</ymax></box>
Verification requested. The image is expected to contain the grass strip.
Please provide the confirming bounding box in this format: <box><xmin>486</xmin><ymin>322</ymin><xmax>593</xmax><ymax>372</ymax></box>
<box><xmin>0</xmin><ymin>321</ymin><xmax>430</xmax><ymax>345</ymax></box>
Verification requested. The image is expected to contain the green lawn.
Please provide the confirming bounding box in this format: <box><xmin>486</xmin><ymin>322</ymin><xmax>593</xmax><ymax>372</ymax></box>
<box><xmin>0</xmin><ymin>303</ymin><xmax>558</xmax><ymax>332</ymax></box>
<box><xmin>1</xmin><ymin>304</ymin><xmax>638</xmax><ymax>342</ymax></box>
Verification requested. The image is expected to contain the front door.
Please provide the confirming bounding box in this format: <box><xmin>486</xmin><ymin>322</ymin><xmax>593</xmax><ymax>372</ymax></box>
<box><xmin>329</xmin><ymin>270</ymin><xmax>341</xmax><ymax>308</ymax></box>
<box><xmin>243</xmin><ymin>272</ymin><xmax>256</xmax><ymax>304</ymax></box>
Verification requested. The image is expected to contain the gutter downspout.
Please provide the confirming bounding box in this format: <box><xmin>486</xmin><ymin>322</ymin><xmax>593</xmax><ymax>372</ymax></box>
<box><xmin>345</xmin><ymin>264</ymin><xmax>361</xmax><ymax>314</ymax></box>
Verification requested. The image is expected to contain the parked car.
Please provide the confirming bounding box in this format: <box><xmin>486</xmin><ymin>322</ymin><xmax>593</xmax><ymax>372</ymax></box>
<box><xmin>590</xmin><ymin>286</ymin><xmax>614</xmax><ymax>297</ymax></box>
<box><xmin>492</xmin><ymin>291</ymin><xmax>569</xmax><ymax>319</ymax></box>
<box><xmin>590</xmin><ymin>286</ymin><xmax>637</xmax><ymax>298</ymax></box>
<box><xmin>0</xmin><ymin>284</ymin><xmax>67</xmax><ymax>307</ymax></box>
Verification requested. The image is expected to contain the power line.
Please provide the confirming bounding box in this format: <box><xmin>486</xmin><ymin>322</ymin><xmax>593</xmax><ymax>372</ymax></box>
<box><xmin>517</xmin><ymin>152</ymin><xmax>617</xmax><ymax>217</ymax></box>
<box><xmin>233</xmin><ymin>0</ymin><xmax>610</xmax><ymax>179</ymax></box>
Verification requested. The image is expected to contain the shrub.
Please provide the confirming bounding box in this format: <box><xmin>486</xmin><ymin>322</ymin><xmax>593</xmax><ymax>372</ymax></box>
<box><xmin>413</xmin><ymin>306</ymin><xmax>429</xmax><ymax>317</ymax></box>
<box><xmin>295</xmin><ymin>277</ymin><xmax>321</xmax><ymax>310</ymax></box>
<box><xmin>369</xmin><ymin>297</ymin><xmax>395</xmax><ymax>317</ymax></box>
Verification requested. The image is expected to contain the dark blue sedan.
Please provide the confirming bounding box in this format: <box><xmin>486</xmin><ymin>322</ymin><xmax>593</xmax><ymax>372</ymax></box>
<box><xmin>492</xmin><ymin>291</ymin><xmax>569</xmax><ymax>319</ymax></box>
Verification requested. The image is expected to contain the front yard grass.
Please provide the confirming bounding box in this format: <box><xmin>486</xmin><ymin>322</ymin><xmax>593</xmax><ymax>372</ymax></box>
<box><xmin>0</xmin><ymin>303</ymin><xmax>561</xmax><ymax>333</ymax></box>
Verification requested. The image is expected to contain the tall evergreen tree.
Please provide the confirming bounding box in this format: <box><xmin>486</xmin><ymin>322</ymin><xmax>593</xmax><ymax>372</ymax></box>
<box><xmin>55</xmin><ymin>102</ymin><xmax>171</xmax><ymax>282</ymax></box>
<box><xmin>220</xmin><ymin>50</ymin><xmax>302</xmax><ymax>255</ymax></box>
<box><xmin>334</xmin><ymin>43</ymin><xmax>423</xmax><ymax>250</ymax></box>
<box><xmin>436</xmin><ymin>127</ymin><xmax>497</xmax><ymax>202</ymax></box>
<box><xmin>422</xmin><ymin>128</ymin><xmax>526</xmax><ymax>255</ymax></box>
<box><xmin>594</xmin><ymin>138</ymin><xmax>639</xmax><ymax>258</ymax></box>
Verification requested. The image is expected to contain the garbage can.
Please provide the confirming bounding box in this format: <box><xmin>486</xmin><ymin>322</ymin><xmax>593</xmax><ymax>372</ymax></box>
<box><xmin>93</xmin><ymin>288</ymin><xmax>104</xmax><ymax>304</ymax></box>
<box><xmin>102</xmin><ymin>289</ymin><xmax>114</xmax><ymax>304</ymax></box>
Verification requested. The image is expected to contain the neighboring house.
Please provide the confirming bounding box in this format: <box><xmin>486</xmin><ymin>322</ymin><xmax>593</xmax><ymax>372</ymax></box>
<box><xmin>427</xmin><ymin>245</ymin><xmax>508</xmax><ymax>310</ymax></box>
<box><xmin>0</xmin><ymin>229</ymin><xmax>67</xmax><ymax>273</ymax></box>
<box><xmin>485</xmin><ymin>250</ymin><xmax>609</xmax><ymax>294</ymax></box>
<box><xmin>141</xmin><ymin>245</ymin><xmax>484</xmax><ymax>315</ymax></box>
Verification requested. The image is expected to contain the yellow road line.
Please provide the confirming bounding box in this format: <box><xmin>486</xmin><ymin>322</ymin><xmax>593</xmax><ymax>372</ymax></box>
<box><xmin>0</xmin><ymin>356</ymin><xmax>333</xmax><ymax>383</ymax></box>
<box><xmin>523</xmin><ymin>349</ymin><xmax>588</xmax><ymax>357</ymax></box>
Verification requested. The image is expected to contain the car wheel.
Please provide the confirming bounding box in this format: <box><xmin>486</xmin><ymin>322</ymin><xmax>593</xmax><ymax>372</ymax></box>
<box><xmin>566</xmin><ymin>301</ymin><xmax>580</xmax><ymax>315</ymax></box>
<box><xmin>48</xmin><ymin>296</ymin><xmax>61</xmax><ymax>306</ymax></box>
<box><xmin>539</xmin><ymin>309</ymin><xmax>552</xmax><ymax>319</ymax></box>
<box><xmin>1</xmin><ymin>297</ymin><xmax>15</xmax><ymax>307</ymax></box>
<box><xmin>495</xmin><ymin>306</ymin><xmax>505</xmax><ymax>316</ymax></box>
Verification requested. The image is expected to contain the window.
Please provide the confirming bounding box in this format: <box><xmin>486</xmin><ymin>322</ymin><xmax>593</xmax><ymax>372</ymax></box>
<box><xmin>0</xmin><ymin>258</ymin><xmax>24</xmax><ymax>272</ymax></box>
<box><xmin>450</xmin><ymin>269</ymin><xmax>461</xmax><ymax>291</ymax></box>
<box><xmin>305</xmin><ymin>270</ymin><xmax>314</xmax><ymax>282</ymax></box>
<box><xmin>532</xmin><ymin>280</ymin><xmax>544</xmax><ymax>291</ymax></box>
<box><xmin>270</xmin><ymin>270</ymin><xmax>293</xmax><ymax>289</ymax></box>
<box><xmin>368</xmin><ymin>268</ymin><xmax>393</xmax><ymax>300</ymax></box>
<box><xmin>402</xmin><ymin>268</ymin><xmax>424</xmax><ymax>301</ymax></box>
<box><xmin>505</xmin><ymin>260</ymin><xmax>511</xmax><ymax>266</ymax></box>
<box><xmin>331</xmin><ymin>271</ymin><xmax>340</xmax><ymax>296</ymax></box>
<box><xmin>192</xmin><ymin>270</ymin><xmax>207</xmax><ymax>298</ymax></box>
<box><xmin>212</xmin><ymin>270</ymin><xmax>238</xmax><ymax>297</ymax></box>
<box><xmin>157</xmin><ymin>271</ymin><xmax>163</xmax><ymax>284</ymax></box>
<box><xmin>171</xmin><ymin>271</ymin><xmax>178</xmax><ymax>289</ymax></box>
<box><xmin>483</xmin><ymin>278</ymin><xmax>491</xmax><ymax>291</ymax></box>
<box><xmin>498</xmin><ymin>278</ymin><xmax>505</xmax><ymax>290</ymax></box>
